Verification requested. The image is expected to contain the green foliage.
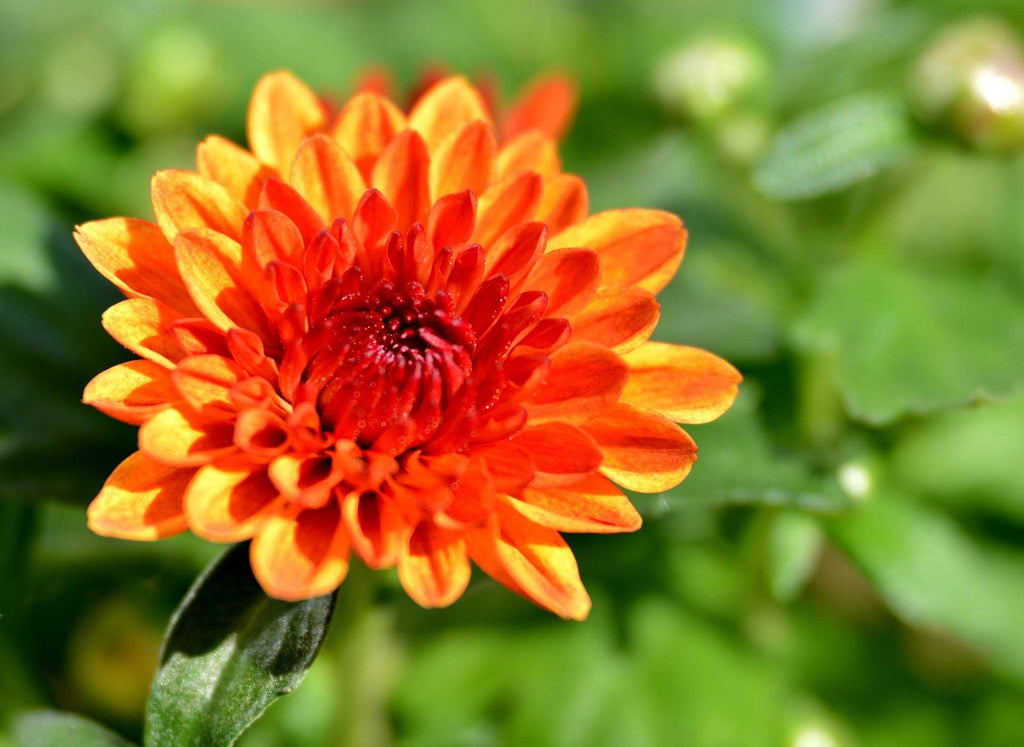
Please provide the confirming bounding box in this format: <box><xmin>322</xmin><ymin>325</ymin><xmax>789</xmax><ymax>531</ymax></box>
<box><xmin>11</xmin><ymin>711</ymin><xmax>133</xmax><ymax>747</ymax></box>
<box><xmin>145</xmin><ymin>544</ymin><xmax>336</xmax><ymax>747</ymax></box>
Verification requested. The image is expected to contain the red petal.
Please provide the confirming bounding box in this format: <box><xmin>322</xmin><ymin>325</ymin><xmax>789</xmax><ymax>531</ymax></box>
<box><xmin>473</xmin><ymin>171</ymin><xmax>543</xmax><ymax>249</ymax></box>
<box><xmin>427</xmin><ymin>190</ymin><xmax>477</xmax><ymax>251</ymax></box>
<box><xmin>525</xmin><ymin>342</ymin><xmax>629</xmax><ymax>424</ymax></box>
<box><xmin>88</xmin><ymin>452</ymin><xmax>193</xmax><ymax>540</ymax></box>
<box><xmin>514</xmin><ymin>421</ymin><xmax>603</xmax><ymax>487</ymax></box>
<box><xmin>522</xmin><ymin>247</ymin><xmax>600</xmax><ymax>317</ymax></box>
<box><xmin>372</xmin><ymin>129</ymin><xmax>431</xmax><ymax>229</ymax></box>
<box><xmin>341</xmin><ymin>491</ymin><xmax>405</xmax><ymax>569</ymax></box>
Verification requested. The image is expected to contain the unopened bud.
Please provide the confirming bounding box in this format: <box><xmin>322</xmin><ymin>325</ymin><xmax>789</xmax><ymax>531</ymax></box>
<box><xmin>655</xmin><ymin>36</ymin><xmax>769</xmax><ymax>123</ymax></box>
<box><xmin>909</xmin><ymin>17</ymin><xmax>1024</xmax><ymax>152</ymax></box>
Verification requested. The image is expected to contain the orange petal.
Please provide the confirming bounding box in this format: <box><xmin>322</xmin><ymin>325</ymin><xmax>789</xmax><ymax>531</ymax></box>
<box><xmin>473</xmin><ymin>171</ymin><xmax>543</xmax><ymax>248</ymax></box>
<box><xmin>513</xmin><ymin>422</ymin><xmax>603</xmax><ymax>487</ymax></box>
<box><xmin>547</xmin><ymin>209</ymin><xmax>686</xmax><ymax>294</ymax></box>
<box><xmin>330</xmin><ymin>90</ymin><xmax>407</xmax><ymax>181</ymax></box>
<box><xmin>268</xmin><ymin>452</ymin><xmax>343</xmax><ymax>509</ymax></box>
<box><xmin>510</xmin><ymin>473</ymin><xmax>641</xmax><ymax>534</ymax></box>
<box><xmin>258</xmin><ymin>179</ymin><xmax>327</xmax><ymax>245</ymax></box>
<box><xmin>569</xmin><ymin>286</ymin><xmax>660</xmax><ymax>354</ymax></box>
<box><xmin>472</xmin><ymin>508</ymin><xmax>590</xmax><ymax>620</ymax></box>
<box><xmin>429</xmin><ymin>120</ymin><xmax>497</xmax><ymax>201</ymax></box>
<box><xmin>185</xmin><ymin>457</ymin><xmax>284</xmax><ymax>542</ymax></box>
<box><xmin>497</xmin><ymin>131</ymin><xmax>560</xmax><ymax>179</ymax></box>
<box><xmin>341</xmin><ymin>491</ymin><xmax>405</xmax><ymax>569</ymax></box>
<box><xmin>88</xmin><ymin>452</ymin><xmax>193</xmax><ymax>540</ymax></box>
<box><xmin>622</xmin><ymin>342</ymin><xmax>741</xmax><ymax>424</ymax></box>
<box><xmin>525</xmin><ymin>342</ymin><xmax>629</xmax><ymax>424</ymax></box>
<box><xmin>175</xmin><ymin>228</ymin><xmax>273</xmax><ymax>339</ymax></box>
<box><xmin>151</xmin><ymin>170</ymin><xmax>248</xmax><ymax>243</ymax></box>
<box><xmin>536</xmin><ymin>174</ymin><xmax>588</xmax><ymax>236</ymax></box>
<box><xmin>242</xmin><ymin>209</ymin><xmax>305</xmax><ymax>269</ymax></box>
<box><xmin>83</xmin><ymin>360</ymin><xmax>176</xmax><ymax>425</ymax></box>
<box><xmin>247</xmin><ymin>71</ymin><xmax>328</xmax><ymax>173</ymax></box>
<box><xmin>583</xmin><ymin>402</ymin><xmax>697</xmax><ymax>493</ymax></box>
<box><xmin>197</xmin><ymin>135</ymin><xmax>273</xmax><ymax>209</ymax></box>
<box><xmin>289</xmin><ymin>134</ymin><xmax>368</xmax><ymax>223</ymax></box>
<box><xmin>372</xmin><ymin>129</ymin><xmax>431</xmax><ymax>229</ymax></box>
<box><xmin>427</xmin><ymin>190</ymin><xmax>477</xmax><ymax>250</ymax></box>
<box><xmin>138</xmin><ymin>406</ymin><xmax>236</xmax><ymax>467</ymax></box>
<box><xmin>397</xmin><ymin>522</ymin><xmax>471</xmax><ymax>608</ymax></box>
<box><xmin>522</xmin><ymin>247</ymin><xmax>600</xmax><ymax>317</ymax></box>
<box><xmin>171</xmin><ymin>354</ymin><xmax>244</xmax><ymax>417</ymax></box>
<box><xmin>409</xmin><ymin>77</ymin><xmax>492</xmax><ymax>151</ymax></box>
<box><xmin>503</xmin><ymin>74</ymin><xmax>577</xmax><ymax>141</ymax></box>
<box><xmin>487</xmin><ymin>221</ymin><xmax>547</xmax><ymax>281</ymax></box>
<box><xmin>101</xmin><ymin>298</ymin><xmax>185</xmax><ymax>367</ymax></box>
<box><xmin>250</xmin><ymin>501</ymin><xmax>350</xmax><ymax>601</ymax></box>
<box><xmin>74</xmin><ymin>218</ymin><xmax>198</xmax><ymax>314</ymax></box>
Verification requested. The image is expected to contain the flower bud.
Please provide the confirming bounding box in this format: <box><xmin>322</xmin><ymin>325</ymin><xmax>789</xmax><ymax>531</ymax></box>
<box><xmin>909</xmin><ymin>17</ymin><xmax>1024</xmax><ymax>152</ymax></box>
<box><xmin>655</xmin><ymin>35</ymin><xmax>769</xmax><ymax>123</ymax></box>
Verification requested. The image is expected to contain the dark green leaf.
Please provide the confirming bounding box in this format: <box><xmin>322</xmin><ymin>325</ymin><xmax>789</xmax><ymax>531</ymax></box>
<box><xmin>828</xmin><ymin>493</ymin><xmax>1024</xmax><ymax>683</ymax></box>
<box><xmin>754</xmin><ymin>94</ymin><xmax>913</xmax><ymax>200</ymax></box>
<box><xmin>145</xmin><ymin>543</ymin><xmax>337</xmax><ymax>747</ymax></box>
<box><xmin>792</xmin><ymin>263</ymin><xmax>1024</xmax><ymax>424</ymax></box>
<box><xmin>12</xmin><ymin>710</ymin><xmax>134</xmax><ymax>747</ymax></box>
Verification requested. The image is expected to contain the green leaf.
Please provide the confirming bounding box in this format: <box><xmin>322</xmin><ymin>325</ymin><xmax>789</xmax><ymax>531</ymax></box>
<box><xmin>770</xmin><ymin>511</ymin><xmax>824</xmax><ymax>601</ymax></box>
<box><xmin>828</xmin><ymin>493</ymin><xmax>1024</xmax><ymax>683</ymax></box>
<box><xmin>11</xmin><ymin>710</ymin><xmax>133</xmax><ymax>747</ymax></box>
<box><xmin>891</xmin><ymin>394</ymin><xmax>1024</xmax><ymax>523</ymax></box>
<box><xmin>754</xmin><ymin>94</ymin><xmax>913</xmax><ymax>200</ymax></box>
<box><xmin>792</xmin><ymin>263</ymin><xmax>1024</xmax><ymax>424</ymax></box>
<box><xmin>659</xmin><ymin>388</ymin><xmax>849</xmax><ymax>513</ymax></box>
<box><xmin>145</xmin><ymin>543</ymin><xmax>337</xmax><ymax>747</ymax></box>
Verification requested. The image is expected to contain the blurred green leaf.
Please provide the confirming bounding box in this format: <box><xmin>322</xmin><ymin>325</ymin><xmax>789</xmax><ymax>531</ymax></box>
<box><xmin>629</xmin><ymin>600</ymin><xmax>785</xmax><ymax>747</ymax></box>
<box><xmin>828</xmin><ymin>492</ymin><xmax>1024</xmax><ymax>683</ymax></box>
<box><xmin>11</xmin><ymin>710</ymin><xmax>133</xmax><ymax>747</ymax></box>
<box><xmin>891</xmin><ymin>394</ymin><xmax>1024</xmax><ymax>523</ymax></box>
<box><xmin>793</xmin><ymin>263</ymin><xmax>1024</xmax><ymax>424</ymax></box>
<box><xmin>770</xmin><ymin>511</ymin><xmax>824</xmax><ymax>601</ymax></box>
<box><xmin>754</xmin><ymin>94</ymin><xmax>913</xmax><ymax>200</ymax></box>
<box><xmin>0</xmin><ymin>182</ymin><xmax>56</xmax><ymax>293</ymax></box>
<box><xmin>145</xmin><ymin>543</ymin><xmax>337</xmax><ymax>747</ymax></box>
<box><xmin>662</xmin><ymin>388</ymin><xmax>848</xmax><ymax>512</ymax></box>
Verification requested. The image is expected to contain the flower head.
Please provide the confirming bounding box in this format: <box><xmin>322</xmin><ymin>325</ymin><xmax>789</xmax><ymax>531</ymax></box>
<box><xmin>77</xmin><ymin>71</ymin><xmax>740</xmax><ymax>619</ymax></box>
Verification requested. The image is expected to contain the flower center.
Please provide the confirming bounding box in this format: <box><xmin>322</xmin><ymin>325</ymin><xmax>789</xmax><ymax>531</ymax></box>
<box><xmin>296</xmin><ymin>272</ymin><xmax>476</xmax><ymax>449</ymax></box>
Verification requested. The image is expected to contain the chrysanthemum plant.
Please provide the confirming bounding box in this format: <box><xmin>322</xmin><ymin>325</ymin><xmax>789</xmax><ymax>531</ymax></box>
<box><xmin>75</xmin><ymin>71</ymin><xmax>739</xmax><ymax>745</ymax></box>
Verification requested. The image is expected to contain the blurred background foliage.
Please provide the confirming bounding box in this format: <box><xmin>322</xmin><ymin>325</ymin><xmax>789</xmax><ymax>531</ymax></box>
<box><xmin>2</xmin><ymin>0</ymin><xmax>1024</xmax><ymax>745</ymax></box>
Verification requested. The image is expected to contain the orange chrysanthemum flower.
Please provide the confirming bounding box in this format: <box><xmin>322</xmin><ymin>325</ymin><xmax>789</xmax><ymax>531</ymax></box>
<box><xmin>76</xmin><ymin>72</ymin><xmax>739</xmax><ymax>619</ymax></box>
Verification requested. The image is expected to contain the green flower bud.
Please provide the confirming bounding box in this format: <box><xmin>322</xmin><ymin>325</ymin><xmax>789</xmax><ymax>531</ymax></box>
<box><xmin>909</xmin><ymin>17</ymin><xmax>1024</xmax><ymax>152</ymax></box>
<box><xmin>655</xmin><ymin>35</ymin><xmax>770</xmax><ymax>123</ymax></box>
